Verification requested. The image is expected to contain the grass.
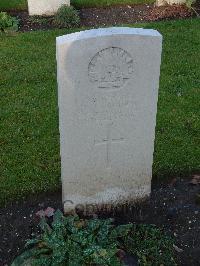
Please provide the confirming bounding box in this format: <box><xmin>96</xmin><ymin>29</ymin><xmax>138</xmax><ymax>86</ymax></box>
<box><xmin>0</xmin><ymin>0</ymin><xmax>154</xmax><ymax>11</ymax></box>
<box><xmin>71</xmin><ymin>0</ymin><xmax>154</xmax><ymax>8</ymax></box>
<box><xmin>0</xmin><ymin>18</ymin><xmax>200</xmax><ymax>206</ymax></box>
<box><xmin>0</xmin><ymin>0</ymin><xmax>27</xmax><ymax>11</ymax></box>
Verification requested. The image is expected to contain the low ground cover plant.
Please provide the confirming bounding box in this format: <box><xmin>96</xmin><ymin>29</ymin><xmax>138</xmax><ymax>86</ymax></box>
<box><xmin>12</xmin><ymin>210</ymin><xmax>176</xmax><ymax>266</ymax></box>
<box><xmin>54</xmin><ymin>5</ymin><xmax>80</xmax><ymax>29</ymax></box>
<box><xmin>0</xmin><ymin>12</ymin><xmax>19</xmax><ymax>33</ymax></box>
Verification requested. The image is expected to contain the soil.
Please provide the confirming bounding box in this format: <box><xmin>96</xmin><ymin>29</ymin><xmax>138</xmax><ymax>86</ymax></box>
<box><xmin>0</xmin><ymin>177</ymin><xmax>200</xmax><ymax>266</ymax></box>
<box><xmin>8</xmin><ymin>4</ymin><xmax>195</xmax><ymax>32</ymax></box>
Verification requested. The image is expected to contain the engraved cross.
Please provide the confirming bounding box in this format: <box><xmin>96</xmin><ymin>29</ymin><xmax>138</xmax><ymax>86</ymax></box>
<box><xmin>95</xmin><ymin>122</ymin><xmax>125</xmax><ymax>169</ymax></box>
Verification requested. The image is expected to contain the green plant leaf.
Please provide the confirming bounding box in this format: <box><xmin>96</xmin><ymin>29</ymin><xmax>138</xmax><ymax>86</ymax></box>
<box><xmin>0</xmin><ymin>12</ymin><xmax>19</xmax><ymax>33</ymax></box>
<box><xmin>12</xmin><ymin>211</ymin><xmax>176</xmax><ymax>266</ymax></box>
<box><xmin>39</xmin><ymin>217</ymin><xmax>52</xmax><ymax>234</ymax></box>
<box><xmin>11</xmin><ymin>248</ymin><xmax>49</xmax><ymax>266</ymax></box>
<box><xmin>53</xmin><ymin>5</ymin><xmax>80</xmax><ymax>29</ymax></box>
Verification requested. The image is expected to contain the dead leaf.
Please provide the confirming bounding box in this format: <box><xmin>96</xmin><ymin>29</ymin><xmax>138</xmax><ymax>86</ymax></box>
<box><xmin>117</xmin><ymin>249</ymin><xmax>126</xmax><ymax>260</ymax></box>
<box><xmin>169</xmin><ymin>178</ymin><xmax>177</xmax><ymax>186</ymax></box>
<box><xmin>38</xmin><ymin>241</ymin><xmax>46</xmax><ymax>248</ymax></box>
<box><xmin>189</xmin><ymin>175</ymin><xmax>200</xmax><ymax>185</ymax></box>
<box><xmin>44</xmin><ymin>207</ymin><xmax>55</xmax><ymax>218</ymax></box>
<box><xmin>75</xmin><ymin>220</ymin><xmax>86</xmax><ymax>229</ymax></box>
<box><xmin>35</xmin><ymin>209</ymin><xmax>45</xmax><ymax>218</ymax></box>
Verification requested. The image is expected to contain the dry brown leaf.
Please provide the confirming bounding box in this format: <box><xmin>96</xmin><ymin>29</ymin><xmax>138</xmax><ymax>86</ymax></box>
<box><xmin>35</xmin><ymin>209</ymin><xmax>45</xmax><ymax>218</ymax></box>
<box><xmin>44</xmin><ymin>207</ymin><xmax>55</xmax><ymax>218</ymax></box>
<box><xmin>189</xmin><ymin>175</ymin><xmax>200</xmax><ymax>185</ymax></box>
<box><xmin>36</xmin><ymin>207</ymin><xmax>55</xmax><ymax>218</ymax></box>
<box><xmin>169</xmin><ymin>178</ymin><xmax>177</xmax><ymax>186</ymax></box>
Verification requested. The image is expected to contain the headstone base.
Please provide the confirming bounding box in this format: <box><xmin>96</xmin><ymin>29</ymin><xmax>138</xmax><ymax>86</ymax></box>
<box><xmin>64</xmin><ymin>196</ymin><xmax>150</xmax><ymax>223</ymax></box>
<box><xmin>63</xmin><ymin>185</ymin><xmax>150</xmax><ymax>216</ymax></box>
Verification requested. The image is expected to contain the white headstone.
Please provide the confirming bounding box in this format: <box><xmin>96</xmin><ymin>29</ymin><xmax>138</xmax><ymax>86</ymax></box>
<box><xmin>28</xmin><ymin>0</ymin><xmax>70</xmax><ymax>16</ymax></box>
<box><xmin>56</xmin><ymin>27</ymin><xmax>162</xmax><ymax>214</ymax></box>
<box><xmin>156</xmin><ymin>0</ymin><xmax>186</xmax><ymax>6</ymax></box>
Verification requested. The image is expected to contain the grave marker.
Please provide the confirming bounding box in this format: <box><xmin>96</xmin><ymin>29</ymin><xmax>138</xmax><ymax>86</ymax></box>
<box><xmin>28</xmin><ymin>0</ymin><xmax>70</xmax><ymax>16</ymax></box>
<box><xmin>56</xmin><ymin>27</ymin><xmax>162</xmax><ymax>214</ymax></box>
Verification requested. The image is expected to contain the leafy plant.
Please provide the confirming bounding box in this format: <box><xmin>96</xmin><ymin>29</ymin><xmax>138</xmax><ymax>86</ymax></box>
<box><xmin>11</xmin><ymin>210</ymin><xmax>132</xmax><ymax>266</ymax></box>
<box><xmin>11</xmin><ymin>210</ymin><xmax>176</xmax><ymax>266</ymax></box>
<box><xmin>53</xmin><ymin>5</ymin><xmax>80</xmax><ymax>28</ymax></box>
<box><xmin>122</xmin><ymin>224</ymin><xmax>176</xmax><ymax>266</ymax></box>
<box><xmin>0</xmin><ymin>12</ymin><xmax>19</xmax><ymax>33</ymax></box>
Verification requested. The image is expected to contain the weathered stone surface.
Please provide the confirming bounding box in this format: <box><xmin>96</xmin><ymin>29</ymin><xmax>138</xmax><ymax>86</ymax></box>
<box><xmin>56</xmin><ymin>27</ymin><xmax>162</xmax><ymax>214</ymax></box>
<box><xmin>28</xmin><ymin>0</ymin><xmax>70</xmax><ymax>16</ymax></box>
<box><xmin>156</xmin><ymin>0</ymin><xmax>186</xmax><ymax>6</ymax></box>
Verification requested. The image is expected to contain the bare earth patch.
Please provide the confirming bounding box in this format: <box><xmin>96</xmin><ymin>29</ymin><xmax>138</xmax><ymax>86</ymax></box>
<box><xmin>145</xmin><ymin>4</ymin><xmax>193</xmax><ymax>21</ymax></box>
<box><xmin>9</xmin><ymin>4</ymin><xmax>194</xmax><ymax>32</ymax></box>
<box><xmin>0</xmin><ymin>176</ymin><xmax>200</xmax><ymax>265</ymax></box>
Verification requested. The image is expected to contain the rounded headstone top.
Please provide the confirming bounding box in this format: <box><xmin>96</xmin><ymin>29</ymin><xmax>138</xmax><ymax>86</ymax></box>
<box><xmin>56</xmin><ymin>27</ymin><xmax>162</xmax><ymax>45</ymax></box>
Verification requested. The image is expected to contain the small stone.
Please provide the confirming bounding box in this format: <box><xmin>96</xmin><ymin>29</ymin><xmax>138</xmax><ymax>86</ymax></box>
<box><xmin>173</xmin><ymin>244</ymin><xmax>183</xmax><ymax>253</ymax></box>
